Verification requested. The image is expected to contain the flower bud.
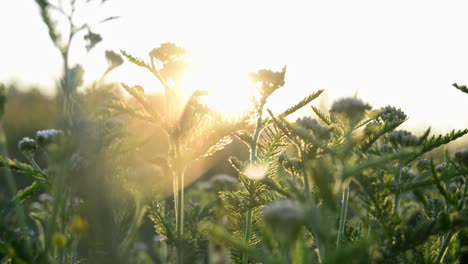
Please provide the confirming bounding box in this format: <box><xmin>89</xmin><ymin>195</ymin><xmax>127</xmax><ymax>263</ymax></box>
<box><xmin>18</xmin><ymin>137</ymin><xmax>37</xmax><ymax>157</ymax></box>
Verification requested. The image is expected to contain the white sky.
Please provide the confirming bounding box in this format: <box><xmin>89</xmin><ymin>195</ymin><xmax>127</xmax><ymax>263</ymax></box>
<box><xmin>1</xmin><ymin>0</ymin><xmax>467</xmax><ymax>133</ymax></box>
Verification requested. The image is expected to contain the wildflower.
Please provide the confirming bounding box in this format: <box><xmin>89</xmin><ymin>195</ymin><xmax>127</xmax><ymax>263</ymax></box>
<box><xmin>84</xmin><ymin>30</ymin><xmax>102</xmax><ymax>51</ymax></box>
<box><xmin>35</xmin><ymin>129</ymin><xmax>63</xmax><ymax>146</ymax></box>
<box><xmin>249</xmin><ymin>67</ymin><xmax>286</xmax><ymax>99</ymax></box>
<box><xmin>387</xmin><ymin>130</ymin><xmax>418</xmax><ymax>147</ymax></box>
<box><xmin>52</xmin><ymin>232</ymin><xmax>67</xmax><ymax>248</ymax></box>
<box><xmin>454</xmin><ymin>148</ymin><xmax>468</xmax><ymax>165</ymax></box>
<box><xmin>296</xmin><ymin>117</ymin><xmax>330</xmax><ymax>139</ymax></box>
<box><xmin>380</xmin><ymin>105</ymin><xmax>407</xmax><ymax>123</ymax></box>
<box><xmin>67</xmin><ymin>216</ymin><xmax>88</xmax><ymax>237</ymax></box>
<box><xmin>18</xmin><ymin>137</ymin><xmax>37</xmax><ymax>157</ymax></box>
<box><xmin>105</xmin><ymin>50</ymin><xmax>123</xmax><ymax>70</ymax></box>
<box><xmin>149</xmin><ymin>43</ymin><xmax>189</xmax><ymax>83</ymax></box>
<box><xmin>149</xmin><ymin>43</ymin><xmax>186</xmax><ymax>64</ymax></box>
<box><xmin>330</xmin><ymin>97</ymin><xmax>371</xmax><ymax>121</ymax></box>
<box><xmin>263</xmin><ymin>199</ymin><xmax>305</xmax><ymax>244</ymax></box>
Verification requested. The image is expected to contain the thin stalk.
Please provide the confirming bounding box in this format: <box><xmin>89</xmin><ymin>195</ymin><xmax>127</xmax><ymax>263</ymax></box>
<box><xmin>336</xmin><ymin>185</ymin><xmax>350</xmax><ymax>248</ymax></box>
<box><xmin>250</xmin><ymin>110</ymin><xmax>263</xmax><ymax>163</ymax></box>
<box><xmin>435</xmin><ymin>230</ymin><xmax>454</xmax><ymax>264</ymax></box>
<box><xmin>242</xmin><ymin>104</ymin><xmax>264</xmax><ymax>264</ymax></box>
<box><xmin>393</xmin><ymin>162</ymin><xmax>402</xmax><ymax>215</ymax></box>
<box><xmin>176</xmin><ymin>167</ymin><xmax>185</xmax><ymax>237</ymax></box>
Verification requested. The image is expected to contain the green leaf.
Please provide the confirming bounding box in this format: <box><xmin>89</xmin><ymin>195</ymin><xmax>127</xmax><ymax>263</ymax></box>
<box><xmin>312</xmin><ymin>106</ymin><xmax>332</xmax><ymax>126</ymax></box>
<box><xmin>120</xmin><ymin>50</ymin><xmax>151</xmax><ymax>69</ymax></box>
<box><xmin>279</xmin><ymin>89</ymin><xmax>324</xmax><ymax>118</ymax></box>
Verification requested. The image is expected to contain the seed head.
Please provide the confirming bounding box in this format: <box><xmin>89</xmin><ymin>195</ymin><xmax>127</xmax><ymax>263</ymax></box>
<box><xmin>18</xmin><ymin>137</ymin><xmax>37</xmax><ymax>157</ymax></box>
<box><xmin>330</xmin><ymin>97</ymin><xmax>371</xmax><ymax>120</ymax></box>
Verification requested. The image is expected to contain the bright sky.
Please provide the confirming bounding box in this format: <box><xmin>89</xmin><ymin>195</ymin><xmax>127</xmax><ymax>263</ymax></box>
<box><xmin>1</xmin><ymin>0</ymin><xmax>467</xmax><ymax>133</ymax></box>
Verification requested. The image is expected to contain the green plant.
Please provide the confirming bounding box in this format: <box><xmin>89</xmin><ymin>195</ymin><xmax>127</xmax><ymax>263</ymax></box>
<box><xmin>0</xmin><ymin>2</ymin><xmax>467</xmax><ymax>263</ymax></box>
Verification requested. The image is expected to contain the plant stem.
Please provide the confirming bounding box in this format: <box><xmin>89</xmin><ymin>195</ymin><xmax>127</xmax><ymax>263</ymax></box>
<box><xmin>435</xmin><ymin>230</ymin><xmax>454</xmax><ymax>264</ymax></box>
<box><xmin>393</xmin><ymin>162</ymin><xmax>402</xmax><ymax>215</ymax></box>
<box><xmin>336</xmin><ymin>184</ymin><xmax>350</xmax><ymax>248</ymax></box>
<box><xmin>241</xmin><ymin>209</ymin><xmax>253</xmax><ymax>264</ymax></box>
<box><xmin>0</xmin><ymin>125</ymin><xmax>33</xmax><ymax>261</ymax></box>
<box><xmin>242</xmin><ymin>105</ymin><xmax>264</xmax><ymax>264</ymax></box>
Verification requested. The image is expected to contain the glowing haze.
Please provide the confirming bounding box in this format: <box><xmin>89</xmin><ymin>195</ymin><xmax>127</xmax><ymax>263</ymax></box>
<box><xmin>1</xmin><ymin>0</ymin><xmax>467</xmax><ymax>132</ymax></box>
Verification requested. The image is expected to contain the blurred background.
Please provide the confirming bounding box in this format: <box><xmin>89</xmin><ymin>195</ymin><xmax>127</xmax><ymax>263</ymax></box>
<box><xmin>1</xmin><ymin>0</ymin><xmax>467</xmax><ymax>162</ymax></box>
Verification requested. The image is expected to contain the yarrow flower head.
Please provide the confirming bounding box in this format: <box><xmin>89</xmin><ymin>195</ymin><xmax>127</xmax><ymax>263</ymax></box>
<box><xmin>18</xmin><ymin>137</ymin><xmax>37</xmax><ymax>157</ymax></box>
<box><xmin>379</xmin><ymin>105</ymin><xmax>407</xmax><ymax>123</ymax></box>
<box><xmin>263</xmin><ymin>199</ymin><xmax>305</xmax><ymax>244</ymax></box>
<box><xmin>36</xmin><ymin>129</ymin><xmax>63</xmax><ymax>146</ymax></box>
<box><xmin>330</xmin><ymin>97</ymin><xmax>371</xmax><ymax>121</ymax></box>
<box><xmin>387</xmin><ymin>130</ymin><xmax>418</xmax><ymax>147</ymax></box>
<box><xmin>296</xmin><ymin>117</ymin><xmax>330</xmax><ymax>139</ymax></box>
<box><xmin>249</xmin><ymin>66</ymin><xmax>286</xmax><ymax>100</ymax></box>
<box><xmin>149</xmin><ymin>43</ymin><xmax>186</xmax><ymax>64</ymax></box>
<box><xmin>454</xmin><ymin>148</ymin><xmax>468</xmax><ymax>165</ymax></box>
<box><xmin>149</xmin><ymin>43</ymin><xmax>189</xmax><ymax>82</ymax></box>
<box><xmin>105</xmin><ymin>50</ymin><xmax>123</xmax><ymax>70</ymax></box>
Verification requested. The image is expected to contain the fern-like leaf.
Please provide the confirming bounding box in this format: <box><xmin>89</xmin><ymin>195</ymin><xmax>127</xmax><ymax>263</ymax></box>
<box><xmin>421</xmin><ymin>129</ymin><xmax>468</xmax><ymax>154</ymax></box>
<box><xmin>120</xmin><ymin>50</ymin><xmax>151</xmax><ymax>69</ymax></box>
<box><xmin>0</xmin><ymin>157</ymin><xmax>47</xmax><ymax>183</ymax></box>
<box><xmin>311</xmin><ymin>106</ymin><xmax>332</xmax><ymax>126</ymax></box>
<box><xmin>279</xmin><ymin>89</ymin><xmax>324</xmax><ymax>118</ymax></box>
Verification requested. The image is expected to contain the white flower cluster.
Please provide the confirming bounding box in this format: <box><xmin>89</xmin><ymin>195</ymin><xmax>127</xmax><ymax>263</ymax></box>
<box><xmin>36</xmin><ymin>129</ymin><xmax>63</xmax><ymax>145</ymax></box>
<box><xmin>380</xmin><ymin>105</ymin><xmax>407</xmax><ymax>123</ymax></box>
<box><xmin>388</xmin><ymin>130</ymin><xmax>418</xmax><ymax>147</ymax></box>
<box><xmin>330</xmin><ymin>97</ymin><xmax>371</xmax><ymax>120</ymax></box>
<box><xmin>296</xmin><ymin>117</ymin><xmax>330</xmax><ymax>139</ymax></box>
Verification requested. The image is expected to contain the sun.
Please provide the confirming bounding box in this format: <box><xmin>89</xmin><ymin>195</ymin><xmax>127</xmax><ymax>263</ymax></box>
<box><xmin>182</xmin><ymin>54</ymin><xmax>256</xmax><ymax>117</ymax></box>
